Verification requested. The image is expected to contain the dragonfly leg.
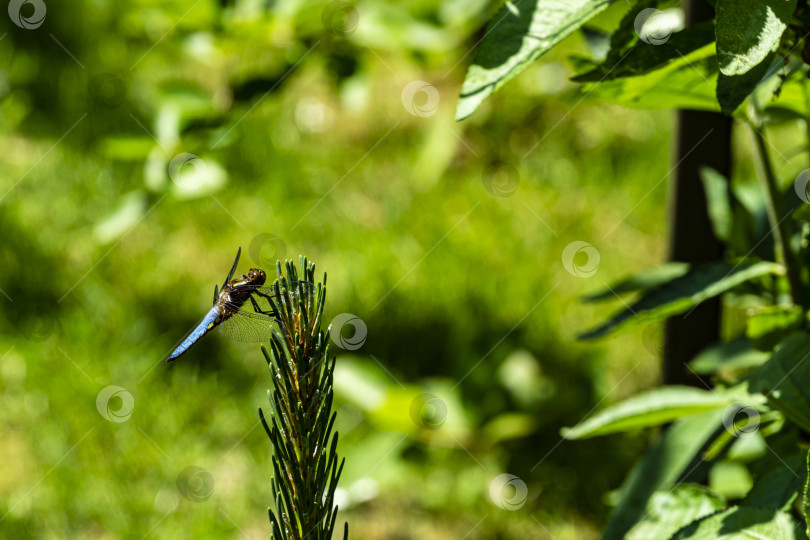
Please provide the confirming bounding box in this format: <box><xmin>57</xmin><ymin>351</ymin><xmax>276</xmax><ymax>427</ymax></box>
<box><xmin>255</xmin><ymin>289</ymin><xmax>281</xmax><ymax>309</ymax></box>
<box><xmin>254</xmin><ymin>289</ymin><xmax>274</xmax><ymax>300</ymax></box>
<box><xmin>250</xmin><ymin>295</ymin><xmax>277</xmax><ymax>317</ymax></box>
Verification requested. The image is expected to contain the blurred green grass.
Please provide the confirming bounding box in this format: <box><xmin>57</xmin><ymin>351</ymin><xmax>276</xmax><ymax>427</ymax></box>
<box><xmin>1</xmin><ymin>1</ymin><xmax>673</xmax><ymax>538</ymax></box>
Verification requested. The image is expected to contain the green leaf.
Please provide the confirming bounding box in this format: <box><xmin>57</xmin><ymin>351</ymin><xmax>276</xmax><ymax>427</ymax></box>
<box><xmin>602</xmin><ymin>410</ymin><xmax>724</xmax><ymax>540</ymax></box>
<box><xmin>749</xmin><ymin>333</ymin><xmax>810</xmax><ymax>432</ymax></box>
<box><xmin>802</xmin><ymin>452</ymin><xmax>810</xmax><ymax>538</ymax></box>
<box><xmin>455</xmin><ymin>0</ymin><xmax>620</xmax><ymax>121</ymax></box>
<box><xmin>689</xmin><ymin>337</ymin><xmax>769</xmax><ymax>375</ymax></box>
<box><xmin>583</xmin><ymin>262</ymin><xmax>689</xmax><ymax>302</ymax></box>
<box><xmin>574</xmin><ymin>20</ymin><xmax>715</xmax><ymax>82</ymax></box>
<box><xmin>742</xmin><ymin>438</ymin><xmax>805</xmax><ymax>511</ymax></box>
<box><xmin>699</xmin><ymin>166</ymin><xmax>762</xmax><ymax>255</ymax></box>
<box><xmin>717</xmin><ymin>53</ymin><xmax>778</xmax><ymax>114</ymax></box>
<box><xmin>700</xmin><ymin>166</ymin><xmax>733</xmax><ymax>242</ymax></box>
<box><xmin>579</xmin><ymin>42</ymin><xmax>720</xmax><ymax>111</ymax></box>
<box><xmin>562</xmin><ymin>386</ymin><xmax>732</xmax><ymax>439</ymax></box>
<box><xmin>579</xmin><ymin>26</ymin><xmax>611</xmax><ymax>62</ymax></box>
<box><xmin>746</xmin><ymin>304</ymin><xmax>803</xmax><ymax>352</ymax></box>
<box><xmin>572</xmin><ymin>0</ymin><xmax>652</xmax><ymax>82</ymax></box>
<box><xmin>92</xmin><ymin>191</ymin><xmax>147</xmax><ymax>244</ymax></box>
<box><xmin>708</xmin><ymin>461</ymin><xmax>753</xmax><ymax>500</ymax></box>
<box><xmin>98</xmin><ymin>136</ymin><xmax>156</xmax><ymax>160</ymax></box>
<box><xmin>625</xmin><ymin>485</ymin><xmax>726</xmax><ymax>540</ymax></box>
<box><xmin>482</xmin><ymin>412</ymin><xmax>537</xmax><ymax>444</ymax></box>
<box><xmin>670</xmin><ymin>506</ymin><xmax>799</xmax><ymax>539</ymax></box>
<box><xmin>579</xmin><ymin>261</ymin><xmax>784</xmax><ymax>340</ymax></box>
<box><xmin>715</xmin><ymin>0</ymin><xmax>796</xmax><ymax>76</ymax></box>
<box><xmin>759</xmin><ymin>60</ymin><xmax>810</xmax><ymax>122</ymax></box>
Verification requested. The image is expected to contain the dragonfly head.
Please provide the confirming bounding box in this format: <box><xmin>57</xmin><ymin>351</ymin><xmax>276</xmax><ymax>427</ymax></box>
<box><xmin>247</xmin><ymin>268</ymin><xmax>267</xmax><ymax>286</ymax></box>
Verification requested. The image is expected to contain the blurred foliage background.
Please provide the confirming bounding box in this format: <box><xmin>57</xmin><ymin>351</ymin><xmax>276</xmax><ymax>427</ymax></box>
<box><xmin>1</xmin><ymin>1</ymin><xmax>678</xmax><ymax>538</ymax></box>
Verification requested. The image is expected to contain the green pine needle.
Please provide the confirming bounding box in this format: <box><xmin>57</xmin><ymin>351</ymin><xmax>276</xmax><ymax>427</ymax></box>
<box><xmin>259</xmin><ymin>257</ymin><xmax>348</xmax><ymax>540</ymax></box>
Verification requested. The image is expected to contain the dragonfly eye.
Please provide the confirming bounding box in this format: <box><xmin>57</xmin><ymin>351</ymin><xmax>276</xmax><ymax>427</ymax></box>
<box><xmin>248</xmin><ymin>268</ymin><xmax>266</xmax><ymax>285</ymax></box>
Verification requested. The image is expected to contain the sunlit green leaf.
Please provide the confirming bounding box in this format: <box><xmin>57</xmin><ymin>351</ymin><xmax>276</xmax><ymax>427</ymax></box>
<box><xmin>167</xmin><ymin>154</ymin><xmax>228</xmax><ymax>200</ymax></box>
<box><xmin>603</xmin><ymin>410</ymin><xmax>724</xmax><ymax>540</ymax></box>
<box><xmin>575</xmin><ymin>20</ymin><xmax>714</xmax><ymax>82</ymax></box>
<box><xmin>749</xmin><ymin>333</ymin><xmax>810</xmax><ymax>432</ymax></box>
<box><xmin>700</xmin><ymin>166</ymin><xmax>733</xmax><ymax>242</ymax></box>
<box><xmin>690</xmin><ymin>337</ymin><xmax>769</xmax><ymax>375</ymax></box>
<box><xmin>670</xmin><ymin>506</ymin><xmax>799</xmax><ymax>539</ymax></box>
<box><xmin>482</xmin><ymin>412</ymin><xmax>537</xmax><ymax>444</ymax></box>
<box><xmin>562</xmin><ymin>386</ymin><xmax>731</xmax><ymax>439</ymax></box>
<box><xmin>709</xmin><ymin>461</ymin><xmax>753</xmax><ymax>500</ymax></box>
<box><xmin>625</xmin><ymin>485</ymin><xmax>726</xmax><ymax>540</ymax></box>
<box><xmin>456</xmin><ymin>0</ymin><xmax>620</xmax><ymax>120</ymax></box>
<box><xmin>98</xmin><ymin>136</ymin><xmax>156</xmax><ymax>161</ymax></box>
<box><xmin>716</xmin><ymin>53</ymin><xmax>778</xmax><ymax>114</ymax></box>
<box><xmin>715</xmin><ymin>0</ymin><xmax>795</xmax><ymax>76</ymax></box>
<box><xmin>583</xmin><ymin>262</ymin><xmax>689</xmax><ymax>301</ymax></box>
<box><xmin>580</xmin><ymin>43</ymin><xmax>719</xmax><ymax>110</ymax></box>
<box><xmin>579</xmin><ymin>261</ymin><xmax>784</xmax><ymax>340</ymax></box>
<box><xmin>92</xmin><ymin>191</ymin><xmax>147</xmax><ymax>244</ymax></box>
<box><xmin>746</xmin><ymin>304</ymin><xmax>803</xmax><ymax>352</ymax></box>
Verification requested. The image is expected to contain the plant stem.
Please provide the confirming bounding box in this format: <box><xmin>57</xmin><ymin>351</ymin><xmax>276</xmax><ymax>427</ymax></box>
<box><xmin>750</xmin><ymin>125</ymin><xmax>802</xmax><ymax>306</ymax></box>
<box><xmin>797</xmin><ymin>68</ymin><xmax>810</xmax><ymax>170</ymax></box>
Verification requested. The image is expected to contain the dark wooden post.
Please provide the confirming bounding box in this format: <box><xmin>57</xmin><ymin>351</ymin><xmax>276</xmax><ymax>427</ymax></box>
<box><xmin>663</xmin><ymin>1</ymin><xmax>732</xmax><ymax>386</ymax></box>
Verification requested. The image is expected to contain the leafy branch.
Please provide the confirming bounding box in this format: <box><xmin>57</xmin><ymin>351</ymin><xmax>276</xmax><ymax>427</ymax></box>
<box><xmin>259</xmin><ymin>257</ymin><xmax>347</xmax><ymax>540</ymax></box>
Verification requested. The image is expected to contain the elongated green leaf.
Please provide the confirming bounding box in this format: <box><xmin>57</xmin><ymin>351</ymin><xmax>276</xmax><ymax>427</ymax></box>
<box><xmin>572</xmin><ymin>0</ymin><xmax>654</xmax><ymax>81</ymax></box>
<box><xmin>746</xmin><ymin>304</ymin><xmax>803</xmax><ymax>352</ymax></box>
<box><xmin>803</xmin><ymin>451</ymin><xmax>810</xmax><ymax>539</ymax></box>
<box><xmin>716</xmin><ymin>0</ymin><xmax>795</xmax><ymax>76</ymax></box>
<box><xmin>690</xmin><ymin>337</ymin><xmax>769</xmax><ymax>375</ymax></box>
<box><xmin>584</xmin><ymin>262</ymin><xmax>689</xmax><ymax>302</ymax></box>
<box><xmin>580</xmin><ymin>42</ymin><xmax>720</xmax><ymax>111</ymax></box>
<box><xmin>749</xmin><ymin>333</ymin><xmax>810</xmax><ymax>432</ymax></box>
<box><xmin>456</xmin><ymin>0</ymin><xmax>619</xmax><ymax>120</ymax></box>
<box><xmin>603</xmin><ymin>410</ymin><xmax>724</xmax><ymax>540</ymax></box>
<box><xmin>575</xmin><ymin>20</ymin><xmax>715</xmax><ymax>82</ymax></box>
<box><xmin>700</xmin><ymin>169</ymin><xmax>758</xmax><ymax>258</ymax></box>
<box><xmin>579</xmin><ymin>261</ymin><xmax>784</xmax><ymax>340</ymax></box>
<box><xmin>670</xmin><ymin>506</ymin><xmax>799</xmax><ymax>539</ymax></box>
<box><xmin>626</xmin><ymin>485</ymin><xmax>726</xmax><ymax>540</ymax></box>
<box><xmin>700</xmin><ymin>167</ymin><xmax>733</xmax><ymax>242</ymax></box>
<box><xmin>562</xmin><ymin>386</ymin><xmax>731</xmax><ymax>439</ymax></box>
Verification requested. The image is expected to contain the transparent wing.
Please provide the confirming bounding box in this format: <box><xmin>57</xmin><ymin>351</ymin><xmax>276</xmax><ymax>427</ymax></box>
<box><xmin>217</xmin><ymin>310</ymin><xmax>276</xmax><ymax>343</ymax></box>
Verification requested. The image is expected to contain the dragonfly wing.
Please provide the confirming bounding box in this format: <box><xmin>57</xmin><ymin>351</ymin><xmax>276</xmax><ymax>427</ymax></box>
<box><xmin>217</xmin><ymin>310</ymin><xmax>276</xmax><ymax>343</ymax></box>
<box><xmin>223</xmin><ymin>247</ymin><xmax>241</xmax><ymax>289</ymax></box>
<box><xmin>216</xmin><ymin>281</ymin><xmax>314</xmax><ymax>344</ymax></box>
<box><xmin>168</xmin><ymin>307</ymin><xmax>219</xmax><ymax>361</ymax></box>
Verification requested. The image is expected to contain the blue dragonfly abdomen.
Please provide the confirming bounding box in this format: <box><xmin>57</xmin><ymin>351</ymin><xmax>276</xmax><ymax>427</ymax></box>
<box><xmin>169</xmin><ymin>307</ymin><xmax>220</xmax><ymax>361</ymax></box>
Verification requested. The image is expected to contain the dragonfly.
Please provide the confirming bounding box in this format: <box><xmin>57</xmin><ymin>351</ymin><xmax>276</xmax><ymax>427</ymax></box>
<box><xmin>168</xmin><ymin>247</ymin><xmax>307</xmax><ymax>361</ymax></box>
